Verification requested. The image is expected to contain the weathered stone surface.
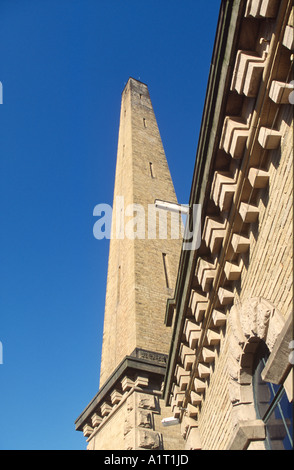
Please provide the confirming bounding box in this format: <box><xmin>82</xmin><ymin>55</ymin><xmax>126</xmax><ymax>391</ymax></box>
<box><xmin>138</xmin><ymin>410</ymin><xmax>152</xmax><ymax>428</ymax></box>
<box><xmin>137</xmin><ymin>393</ymin><xmax>156</xmax><ymax>410</ymax></box>
<box><xmin>136</xmin><ymin>428</ymin><xmax>161</xmax><ymax>449</ymax></box>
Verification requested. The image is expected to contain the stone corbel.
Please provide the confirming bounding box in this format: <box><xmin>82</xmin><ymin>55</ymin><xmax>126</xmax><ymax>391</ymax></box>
<box><xmin>190</xmin><ymin>290</ymin><xmax>209</xmax><ymax>323</ymax></box>
<box><xmin>218</xmin><ymin>287</ymin><xmax>235</xmax><ymax>305</ymax></box>
<box><xmin>194</xmin><ymin>377</ymin><xmax>206</xmax><ymax>393</ymax></box>
<box><xmin>201</xmin><ymin>347</ymin><xmax>216</xmax><ymax>364</ymax></box>
<box><xmin>183</xmin><ymin>318</ymin><xmax>201</xmax><ymax>349</ymax></box>
<box><xmin>121</xmin><ymin>376</ymin><xmax>134</xmax><ymax>392</ymax></box>
<box><xmin>282</xmin><ymin>24</ymin><xmax>294</xmax><ymax>51</ymax></box>
<box><xmin>220</xmin><ymin>116</ymin><xmax>250</xmax><ymax>159</ymax></box>
<box><xmin>110</xmin><ymin>389</ymin><xmax>123</xmax><ymax>405</ymax></box>
<box><xmin>258</xmin><ymin>126</ymin><xmax>281</xmax><ymax>149</ymax></box>
<box><xmin>231</xmin><ymin>233</ymin><xmax>250</xmax><ymax>254</ymax></box>
<box><xmin>211</xmin><ymin>170</ymin><xmax>238</xmax><ymax>211</ymax></box>
<box><xmin>171</xmin><ymin>398</ymin><xmax>181</xmax><ymax>419</ymax></box>
<box><xmin>259</xmin><ymin>0</ymin><xmax>279</xmax><ymax>17</ymax></box>
<box><xmin>227</xmin><ymin>419</ymin><xmax>266</xmax><ymax>450</ymax></box>
<box><xmin>231</xmin><ymin>50</ymin><xmax>267</xmax><ymax>97</ymax></box>
<box><xmin>247</xmin><ymin>167</ymin><xmax>269</xmax><ymax>188</ymax></box>
<box><xmin>198</xmin><ymin>362</ymin><xmax>211</xmax><ymax>379</ymax></box>
<box><xmin>245</xmin><ymin>0</ymin><xmax>279</xmax><ymax>18</ymax></box>
<box><xmin>196</xmin><ymin>256</ymin><xmax>218</xmax><ymax>292</ymax></box>
<box><xmin>206</xmin><ymin>328</ymin><xmax>221</xmax><ymax>346</ymax></box>
<box><xmin>83</xmin><ymin>424</ymin><xmax>93</xmax><ymax>438</ymax></box>
<box><xmin>239</xmin><ymin>202</ymin><xmax>259</xmax><ymax>223</ymax></box>
<box><xmin>175</xmin><ymin>364</ymin><xmax>191</xmax><ymax>391</ymax></box>
<box><xmin>224</xmin><ymin>257</ymin><xmax>244</xmax><ymax>281</ymax></box>
<box><xmin>190</xmin><ymin>391</ymin><xmax>203</xmax><ymax>406</ymax></box>
<box><xmin>100</xmin><ymin>401</ymin><xmax>112</xmax><ymax>417</ymax></box>
<box><xmin>269</xmin><ymin>80</ymin><xmax>294</xmax><ymax>104</ymax></box>
<box><xmin>180</xmin><ymin>343</ymin><xmax>196</xmax><ymax>371</ymax></box>
<box><xmin>178</xmin><ymin>374</ymin><xmax>190</xmax><ymax>392</ymax></box>
<box><xmin>91</xmin><ymin>412</ymin><xmax>102</xmax><ymax>428</ymax></box>
<box><xmin>174</xmin><ymin>388</ymin><xmax>185</xmax><ymax>409</ymax></box>
<box><xmin>134</xmin><ymin>374</ymin><xmax>149</xmax><ymax>388</ymax></box>
<box><xmin>211</xmin><ymin>309</ymin><xmax>227</xmax><ymax>327</ymax></box>
<box><xmin>203</xmin><ymin>215</ymin><xmax>228</xmax><ymax>255</ymax></box>
<box><xmin>186</xmin><ymin>403</ymin><xmax>198</xmax><ymax>419</ymax></box>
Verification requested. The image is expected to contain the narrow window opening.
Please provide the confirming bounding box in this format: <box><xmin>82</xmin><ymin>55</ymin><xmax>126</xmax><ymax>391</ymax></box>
<box><xmin>252</xmin><ymin>341</ymin><xmax>293</xmax><ymax>449</ymax></box>
<box><xmin>149</xmin><ymin>162</ymin><xmax>154</xmax><ymax>178</ymax></box>
<box><xmin>139</xmin><ymin>93</ymin><xmax>142</xmax><ymax>100</ymax></box>
<box><xmin>143</xmin><ymin>118</ymin><xmax>147</xmax><ymax>128</ymax></box>
<box><xmin>162</xmin><ymin>253</ymin><xmax>170</xmax><ymax>289</ymax></box>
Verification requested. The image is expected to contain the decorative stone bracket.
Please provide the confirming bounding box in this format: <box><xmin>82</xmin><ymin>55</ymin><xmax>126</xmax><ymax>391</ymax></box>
<box><xmin>245</xmin><ymin>0</ymin><xmax>280</xmax><ymax>18</ymax></box>
<box><xmin>231</xmin><ymin>49</ymin><xmax>268</xmax><ymax>97</ymax></box>
<box><xmin>227</xmin><ymin>297</ymin><xmax>287</xmax><ymax>445</ymax></box>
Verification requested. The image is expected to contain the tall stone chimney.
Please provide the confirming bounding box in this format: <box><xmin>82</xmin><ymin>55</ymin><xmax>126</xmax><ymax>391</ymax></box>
<box><xmin>75</xmin><ymin>78</ymin><xmax>184</xmax><ymax>450</ymax></box>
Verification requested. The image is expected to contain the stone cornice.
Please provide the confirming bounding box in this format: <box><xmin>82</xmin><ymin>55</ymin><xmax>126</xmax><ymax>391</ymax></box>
<box><xmin>75</xmin><ymin>348</ymin><xmax>167</xmax><ymax>432</ymax></box>
<box><xmin>163</xmin><ymin>0</ymin><xmax>246</xmax><ymax>403</ymax></box>
<box><xmin>163</xmin><ymin>0</ymin><xmax>293</xmax><ymax>427</ymax></box>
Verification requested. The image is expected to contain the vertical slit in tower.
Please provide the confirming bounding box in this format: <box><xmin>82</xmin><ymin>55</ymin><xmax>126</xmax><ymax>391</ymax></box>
<box><xmin>149</xmin><ymin>162</ymin><xmax>154</xmax><ymax>178</ymax></box>
<box><xmin>162</xmin><ymin>253</ymin><xmax>170</xmax><ymax>289</ymax></box>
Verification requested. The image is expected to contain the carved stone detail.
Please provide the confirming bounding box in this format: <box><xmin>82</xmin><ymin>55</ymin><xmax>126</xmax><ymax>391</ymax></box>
<box><xmin>138</xmin><ymin>409</ymin><xmax>152</xmax><ymax>428</ymax></box>
<box><xmin>227</xmin><ymin>297</ymin><xmax>285</xmax><ymax>428</ymax></box>
<box><xmin>136</xmin><ymin>428</ymin><xmax>161</xmax><ymax>449</ymax></box>
<box><xmin>124</xmin><ymin>395</ymin><xmax>135</xmax><ymax>439</ymax></box>
<box><xmin>137</xmin><ymin>393</ymin><xmax>156</xmax><ymax>410</ymax></box>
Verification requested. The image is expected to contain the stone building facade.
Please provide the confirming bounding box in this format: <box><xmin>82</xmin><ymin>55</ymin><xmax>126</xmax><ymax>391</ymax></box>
<box><xmin>163</xmin><ymin>0</ymin><xmax>293</xmax><ymax>450</ymax></box>
<box><xmin>76</xmin><ymin>0</ymin><xmax>293</xmax><ymax>450</ymax></box>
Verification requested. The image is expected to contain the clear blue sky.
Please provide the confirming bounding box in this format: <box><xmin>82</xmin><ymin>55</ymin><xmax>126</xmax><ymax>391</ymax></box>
<box><xmin>0</xmin><ymin>0</ymin><xmax>220</xmax><ymax>450</ymax></box>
